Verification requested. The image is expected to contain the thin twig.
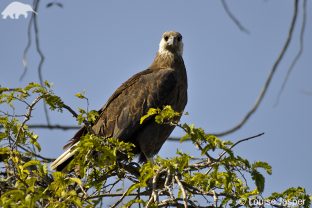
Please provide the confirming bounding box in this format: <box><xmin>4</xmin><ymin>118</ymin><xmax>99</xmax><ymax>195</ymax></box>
<box><xmin>0</xmin><ymin>110</ymin><xmax>25</xmax><ymax>118</ymax></box>
<box><xmin>275</xmin><ymin>0</ymin><xmax>307</xmax><ymax>106</ymax></box>
<box><xmin>215</xmin><ymin>0</ymin><xmax>299</xmax><ymax>137</ymax></box>
<box><xmin>212</xmin><ymin>190</ymin><xmax>218</xmax><ymax>207</ymax></box>
<box><xmin>229</xmin><ymin>132</ymin><xmax>264</xmax><ymax>151</ymax></box>
<box><xmin>14</xmin><ymin>96</ymin><xmax>43</xmax><ymax>147</ymax></box>
<box><xmin>86</xmin><ymin>191</ymin><xmax>150</xmax><ymax>199</ymax></box>
<box><xmin>5</xmin><ymin>94</ymin><xmax>55</xmax><ymax>161</ymax></box>
<box><xmin>164</xmin><ymin>169</ymin><xmax>174</xmax><ymax>199</ymax></box>
<box><xmin>218</xmin><ymin>132</ymin><xmax>264</xmax><ymax>161</ymax></box>
<box><xmin>62</xmin><ymin>104</ymin><xmax>79</xmax><ymax>118</ymax></box>
<box><xmin>158</xmin><ymin>198</ymin><xmax>210</xmax><ymax>208</ymax></box>
<box><xmin>25</xmin><ymin>124</ymin><xmax>80</xmax><ymax>130</ymax></box>
<box><xmin>146</xmin><ymin>170</ymin><xmax>161</xmax><ymax>207</ymax></box>
<box><xmin>33</xmin><ymin>0</ymin><xmax>50</xmax><ymax>125</ymax></box>
<box><xmin>19</xmin><ymin>0</ymin><xmax>50</xmax><ymax>124</ymax></box>
<box><xmin>33</xmin><ymin>0</ymin><xmax>44</xmax><ymax>88</ymax></box>
<box><xmin>221</xmin><ymin>0</ymin><xmax>249</xmax><ymax>34</ymax></box>
<box><xmin>20</xmin><ymin>10</ymin><xmax>34</xmax><ymax>81</ymax></box>
<box><xmin>205</xmin><ymin>132</ymin><xmax>264</xmax><ymax>175</ymax></box>
<box><xmin>175</xmin><ymin>175</ymin><xmax>188</xmax><ymax>208</ymax></box>
<box><xmin>110</xmin><ymin>185</ymin><xmax>135</xmax><ymax>208</ymax></box>
<box><xmin>0</xmin><ymin>123</ymin><xmax>182</xmax><ymax>142</ymax></box>
<box><xmin>17</xmin><ymin>144</ymin><xmax>55</xmax><ymax>162</ymax></box>
<box><xmin>61</xmin><ymin>103</ymin><xmax>95</xmax><ymax>134</ymax></box>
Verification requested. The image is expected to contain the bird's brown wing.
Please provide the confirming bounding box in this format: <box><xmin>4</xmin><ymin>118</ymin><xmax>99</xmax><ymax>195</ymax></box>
<box><xmin>64</xmin><ymin>67</ymin><xmax>178</xmax><ymax>149</ymax></box>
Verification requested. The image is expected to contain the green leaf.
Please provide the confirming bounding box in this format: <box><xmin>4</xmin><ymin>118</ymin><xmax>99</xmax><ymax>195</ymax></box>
<box><xmin>87</xmin><ymin>110</ymin><xmax>99</xmax><ymax>123</ymax></box>
<box><xmin>26</xmin><ymin>178</ymin><xmax>37</xmax><ymax>193</ymax></box>
<box><xmin>0</xmin><ymin>132</ymin><xmax>7</xmax><ymax>139</ymax></box>
<box><xmin>23</xmin><ymin>160</ymin><xmax>40</xmax><ymax>169</ymax></box>
<box><xmin>70</xmin><ymin>177</ymin><xmax>82</xmax><ymax>185</ymax></box>
<box><xmin>155</xmin><ymin>105</ymin><xmax>180</xmax><ymax>124</ymax></box>
<box><xmin>0</xmin><ymin>147</ymin><xmax>10</xmax><ymax>155</ymax></box>
<box><xmin>0</xmin><ymin>116</ymin><xmax>8</xmax><ymax>125</ymax></box>
<box><xmin>252</xmin><ymin>161</ymin><xmax>272</xmax><ymax>175</ymax></box>
<box><xmin>140</xmin><ymin>108</ymin><xmax>159</xmax><ymax>124</ymax></box>
<box><xmin>1</xmin><ymin>189</ymin><xmax>25</xmax><ymax>200</ymax></box>
<box><xmin>0</xmin><ymin>87</ymin><xmax>9</xmax><ymax>94</ymax></box>
<box><xmin>24</xmin><ymin>82</ymin><xmax>41</xmax><ymax>91</ymax></box>
<box><xmin>33</xmin><ymin>141</ymin><xmax>41</xmax><ymax>152</ymax></box>
<box><xmin>180</xmin><ymin>133</ymin><xmax>190</xmax><ymax>143</ymax></box>
<box><xmin>45</xmin><ymin>94</ymin><xmax>63</xmax><ymax>110</ymax></box>
<box><xmin>44</xmin><ymin>80</ymin><xmax>53</xmax><ymax>88</ymax></box>
<box><xmin>251</xmin><ymin>169</ymin><xmax>265</xmax><ymax>193</ymax></box>
<box><xmin>126</xmin><ymin>183</ymin><xmax>142</xmax><ymax>195</ymax></box>
<box><xmin>75</xmin><ymin>92</ymin><xmax>86</xmax><ymax>99</ymax></box>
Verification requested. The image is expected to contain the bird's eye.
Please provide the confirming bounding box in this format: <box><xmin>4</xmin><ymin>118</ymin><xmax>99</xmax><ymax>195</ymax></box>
<box><xmin>177</xmin><ymin>36</ymin><xmax>182</xmax><ymax>42</ymax></box>
<box><xmin>164</xmin><ymin>36</ymin><xmax>169</xmax><ymax>41</ymax></box>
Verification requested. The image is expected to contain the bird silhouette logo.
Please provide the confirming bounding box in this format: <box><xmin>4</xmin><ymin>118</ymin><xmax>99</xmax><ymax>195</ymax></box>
<box><xmin>1</xmin><ymin>1</ymin><xmax>37</xmax><ymax>19</ymax></box>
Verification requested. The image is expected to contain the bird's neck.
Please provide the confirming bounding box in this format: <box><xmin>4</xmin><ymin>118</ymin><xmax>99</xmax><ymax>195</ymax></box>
<box><xmin>150</xmin><ymin>51</ymin><xmax>182</xmax><ymax>69</ymax></box>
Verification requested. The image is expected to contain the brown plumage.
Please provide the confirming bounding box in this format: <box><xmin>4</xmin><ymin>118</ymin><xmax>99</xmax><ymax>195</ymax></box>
<box><xmin>50</xmin><ymin>31</ymin><xmax>187</xmax><ymax>171</ymax></box>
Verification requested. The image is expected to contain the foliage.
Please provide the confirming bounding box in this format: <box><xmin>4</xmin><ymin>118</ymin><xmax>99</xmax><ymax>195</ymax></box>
<box><xmin>0</xmin><ymin>83</ymin><xmax>310</xmax><ymax>207</ymax></box>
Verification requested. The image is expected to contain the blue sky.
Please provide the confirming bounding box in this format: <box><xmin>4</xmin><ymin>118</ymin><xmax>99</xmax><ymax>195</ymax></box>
<box><xmin>1</xmin><ymin>0</ymin><xmax>311</xmax><ymax>198</ymax></box>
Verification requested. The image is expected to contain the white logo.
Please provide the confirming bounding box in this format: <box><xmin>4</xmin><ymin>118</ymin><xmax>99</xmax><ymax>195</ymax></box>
<box><xmin>1</xmin><ymin>1</ymin><xmax>37</xmax><ymax>19</ymax></box>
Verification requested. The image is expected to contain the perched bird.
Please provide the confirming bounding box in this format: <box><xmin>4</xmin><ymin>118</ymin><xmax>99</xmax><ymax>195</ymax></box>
<box><xmin>50</xmin><ymin>31</ymin><xmax>188</xmax><ymax>171</ymax></box>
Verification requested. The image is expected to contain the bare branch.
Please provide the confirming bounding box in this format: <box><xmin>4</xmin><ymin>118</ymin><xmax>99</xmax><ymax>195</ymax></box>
<box><xmin>26</xmin><ymin>124</ymin><xmax>80</xmax><ymax>130</ymax></box>
<box><xmin>3</xmin><ymin>95</ymin><xmax>54</xmax><ymax>161</ymax></box>
<box><xmin>0</xmin><ymin>124</ymin><xmax>184</xmax><ymax>142</ymax></box>
<box><xmin>175</xmin><ymin>175</ymin><xmax>188</xmax><ymax>208</ymax></box>
<box><xmin>217</xmin><ymin>132</ymin><xmax>264</xmax><ymax>160</ymax></box>
<box><xmin>61</xmin><ymin>103</ymin><xmax>95</xmax><ymax>134</ymax></box>
<box><xmin>33</xmin><ymin>0</ymin><xmax>51</xmax><ymax>125</ymax></box>
<box><xmin>275</xmin><ymin>0</ymin><xmax>307</xmax><ymax>106</ymax></box>
<box><xmin>215</xmin><ymin>0</ymin><xmax>299</xmax><ymax>137</ymax></box>
<box><xmin>110</xmin><ymin>185</ymin><xmax>135</xmax><ymax>208</ymax></box>
<box><xmin>33</xmin><ymin>0</ymin><xmax>45</xmax><ymax>90</ymax></box>
<box><xmin>158</xmin><ymin>198</ymin><xmax>207</xmax><ymax>208</ymax></box>
<box><xmin>204</xmin><ymin>132</ymin><xmax>264</xmax><ymax>175</ymax></box>
<box><xmin>14</xmin><ymin>96</ymin><xmax>43</xmax><ymax>147</ymax></box>
<box><xmin>0</xmin><ymin>110</ymin><xmax>25</xmax><ymax>118</ymax></box>
<box><xmin>221</xmin><ymin>0</ymin><xmax>249</xmax><ymax>34</ymax></box>
<box><xmin>20</xmin><ymin>0</ymin><xmax>50</xmax><ymax>124</ymax></box>
<box><xmin>20</xmin><ymin>11</ymin><xmax>33</xmax><ymax>81</ymax></box>
<box><xmin>17</xmin><ymin>144</ymin><xmax>55</xmax><ymax>162</ymax></box>
<box><xmin>164</xmin><ymin>169</ymin><xmax>174</xmax><ymax>199</ymax></box>
<box><xmin>86</xmin><ymin>190</ymin><xmax>151</xmax><ymax>199</ymax></box>
<box><xmin>146</xmin><ymin>170</ymin><xmax>161</xmax><ymax>207</ymax></box>
<box><xmin>62</xmin><ymin>104</ymin><xmax>79</xmax><ymax>118</ymax></box>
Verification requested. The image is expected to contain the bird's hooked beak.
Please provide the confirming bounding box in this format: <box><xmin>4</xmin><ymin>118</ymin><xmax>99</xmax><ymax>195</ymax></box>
<box><xmin>167</xmin><ymin>36</ymin><xmax>176</xmax><ymax>46</ymax></box>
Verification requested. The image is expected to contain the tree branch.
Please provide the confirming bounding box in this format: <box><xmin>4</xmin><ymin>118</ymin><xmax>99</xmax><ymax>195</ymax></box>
<box><xmin>275</xmin><ymin>0</ymin><xmax>307</xmax><ymax>106</ymax></box>
<box><xmin>14</xmin><ymin>96</ymin><xmax>43</xmax><ymax>147</ymax></box>
<box><xmin>217</xmin><ymin>132</ymin><xmax>264</xmax><ymax>160</ymax></box>
<box><xmin>215</xmin><ymin>0</ymin><xmax>299</xmax><ymax>137</ymax></box>
<box><xmin>33</xmin><ymin>0</ymin><xmax>51</xmax><ymax>125</ymax></box>
<box><xmin>110</xmin><ymin>185</ymin><xmax>135</xmax><ymax>208</ymax></box>
<box><xmin>17</xmin><ymin>144</ymin><xmax>55</xmax><ymax>162</ymax></box>
<box><xmin>221</xmin><ymin>0</ymin><xmax>249</xmax><ymax>34</ymax></box>
<box><xmin>0</xmin><ymin>124</ymin><xmax>183</xmax><ymax>142</ymax></box>
<box><xmin>175</xmin><ymin>175</ymin><xmax>188</xmax><ymax>208</ymax></box>
<box><xmin>20</xmin><ymin>9</ymin><xmax>33</xmax><ymax>81</ymax></box>
<box><xmin>146</xmin><ymin>170</ymin><xmax>161</xmax><ymax>207</ymax></box>
<box><xmin>24</xmin><ymin>124</ymin><xmax>80</xmax><ymax>130</ymax></box>
<box><xmin>61</xmin><ymin>103</ymin><xmax>95</xmax><ymax>134</ymax></box>
<box><xmin>21</xmin><ymin>0</ymin><xmax>51</xmax><ymax>125</ymax></box>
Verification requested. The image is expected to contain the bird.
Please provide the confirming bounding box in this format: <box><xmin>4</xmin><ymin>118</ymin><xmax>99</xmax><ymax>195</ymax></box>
<box><xmin>50</xmin><ymin>31</ymin><xmax>188</xmax><ymax>171</ymax></box>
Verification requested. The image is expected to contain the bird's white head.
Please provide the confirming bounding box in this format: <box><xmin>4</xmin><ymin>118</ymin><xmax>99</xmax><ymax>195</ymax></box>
<box><xmin>158</xmin><ymin>31</ymin><xmax>183</xmax><ymax>56</ymax></box>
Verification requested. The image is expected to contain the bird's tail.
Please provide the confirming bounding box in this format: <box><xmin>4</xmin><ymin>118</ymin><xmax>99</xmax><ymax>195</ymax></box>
<box><xmin>50</xmin><ymin>142</ymin><xmax>79</xmax><ymax>171</ymax></box>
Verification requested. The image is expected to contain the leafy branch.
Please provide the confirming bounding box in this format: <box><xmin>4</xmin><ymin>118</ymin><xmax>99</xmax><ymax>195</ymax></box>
<box><xmin>0</xmin><ymin>85</ymin><xmax>310</xmax><ymax>207</ymax></box>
